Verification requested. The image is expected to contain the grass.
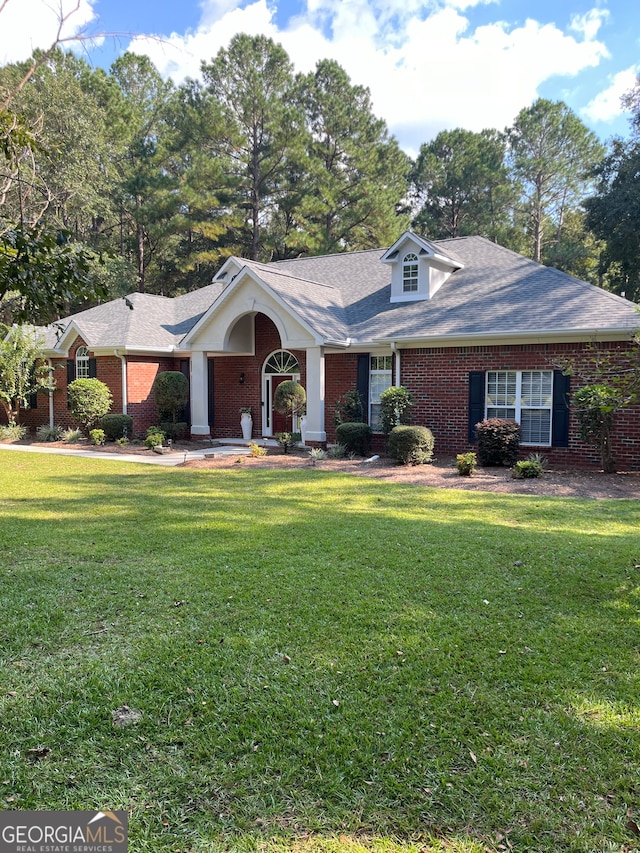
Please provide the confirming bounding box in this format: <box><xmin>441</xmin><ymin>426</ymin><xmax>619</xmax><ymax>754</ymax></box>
<box><xmin>0</xmin><ymin>452</ymin><xmax>639</xmax><ymax>853</ymax></box>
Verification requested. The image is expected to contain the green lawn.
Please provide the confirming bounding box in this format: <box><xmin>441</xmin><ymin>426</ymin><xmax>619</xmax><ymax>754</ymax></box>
<box><xmin>0</xmin><ymin>453</ymin><xmax>639</xmax><ymax>853</ymax></box>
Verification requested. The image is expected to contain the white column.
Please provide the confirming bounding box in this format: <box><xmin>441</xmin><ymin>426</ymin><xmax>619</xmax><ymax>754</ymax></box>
<box><xmin>305</xmin><ymin>346</ymin><xmax>326</xmax><ymax>444</ymax></box>
<box><xmin>190</xmin><ymin>350</ymin><xmax>210</xmax><ymax>436</ymax></box>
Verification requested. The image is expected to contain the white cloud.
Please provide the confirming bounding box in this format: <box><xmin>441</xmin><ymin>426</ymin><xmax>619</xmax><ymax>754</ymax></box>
<box><xmin>569</xmin><ymin>8</ymin><xmax>609</xmax><ymax>41</ymax></box>
<box><xmin>0</xmin><ymin>0</ymin><xmax>98</xmax><ymax>65</ymax></box>
<box><xmin>0</xmin><ymin>0</ymin><xmax>617</xmax><ymax>154</ymax></box>
<box><xmin>582</xmin><ymin>65</ymin><xmax>640</xmax><ymax>123</ymax></box>
<box><xmin>127</xmin><ymin>1</ymin><xmax>612</xmax><ymax>153</ymax></box>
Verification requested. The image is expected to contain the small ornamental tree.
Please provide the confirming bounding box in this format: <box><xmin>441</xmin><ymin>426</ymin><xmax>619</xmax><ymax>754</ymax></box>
<box><xmin>0</xmin><ymin>324</ymin><xmax>54</xmax><ymax>424</ymax></box>
<box><xmin>68</xmin><ymin>378</ymin><xmax>112</xmax><ymax>434</ymax></box>
<box><xmin>573</xmin><ymin>383</ymin><xmax>620</xmax><ymax>473</ymax></box>
<box><xmin>379</xmin><ymin>386</ymin><xmax>413</xmax><ymax>436</ymax></box>
<box><xmin>153</xmin><ymin>371</ymin><xmax>189</xmax><ymax>425</ymax></box>
<box><xmin>274</xmin><ymin>380</ymin><xmax>306</xmax><ymax>430</ymax></box>
<box><xmin>555</xmin><ymin>341</ymin><xmax>640</xmax><ymax>473</ymax></box>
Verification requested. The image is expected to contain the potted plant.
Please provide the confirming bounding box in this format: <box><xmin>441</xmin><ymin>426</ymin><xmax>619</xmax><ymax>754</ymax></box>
<box><xmin>239</xmin><ymin>407</ymin><xmax>252</xmax><ymax>440</ymax></box>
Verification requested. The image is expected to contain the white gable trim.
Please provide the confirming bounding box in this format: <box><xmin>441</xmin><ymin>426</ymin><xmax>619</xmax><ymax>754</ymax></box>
<box><xmin>182</xmin><ymin>266</ymin><xmax>326</xmax><ymax>349</ymax></box>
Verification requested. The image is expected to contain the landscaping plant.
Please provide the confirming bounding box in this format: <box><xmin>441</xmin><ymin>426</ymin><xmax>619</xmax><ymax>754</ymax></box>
<box><xmin>475</xmin><ymin>417</ymin><xmax>520</xmax><ymax>466</ymax></box>
<box><xmin>67</xmin><ymin>377</ymin><xmax>112</xmax><ymax>434</ymax></box>
<box><xmin>387</xmin><ymin>424</ymin><xmax>435</xmax><ymax>465</ymax></box>
<box><xmin>378</xmin><ymin>385</ymin><xmax>413</xmax><ymax>436</ymax></box>
<box><xmin>456</xmin><ymin>451</ymin><xmax>477</xmax><ymax>475</ymax></box>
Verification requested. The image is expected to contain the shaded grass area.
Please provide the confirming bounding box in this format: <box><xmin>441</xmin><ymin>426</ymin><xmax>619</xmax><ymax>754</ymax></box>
<box><xmin>0</xmin><ymin>453</ymin><xmax>639</xmax><ymax>852</ymax></box>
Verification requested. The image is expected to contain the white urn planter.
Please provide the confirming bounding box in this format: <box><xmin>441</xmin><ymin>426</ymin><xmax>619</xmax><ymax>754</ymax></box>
<box><xmin>299</xmin><ymin>415</ymin><xmax>308</xmax><ymax>446</ymax></box>
<box><xmin>240</xmin><ymin>412</ymin><xmax>253</xmax><ymax>440</ymax></box>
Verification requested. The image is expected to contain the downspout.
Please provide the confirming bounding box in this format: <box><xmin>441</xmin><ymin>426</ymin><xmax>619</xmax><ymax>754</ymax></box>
<box><xmin>390</xmin><ymin>342</ymin><xmax>401</xmax><ymax>386</ymax></box>
<box><xmin>47</xmin><ymin>359</ymin><xmax>54</xmax><ymax>428</ymax></box>
<box><xmin>115</xmin><ymin>350</ymin><xmax>127</xmax><ymax>414</ymax></box>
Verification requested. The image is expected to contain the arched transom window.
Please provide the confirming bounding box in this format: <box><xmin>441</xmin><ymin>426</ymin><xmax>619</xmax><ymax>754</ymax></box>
<box><xmin>264</xmin><ymin>351</ymin><xmax>300</xmax><ymax>375</ymax></box>
<box><xmin>403</xmin><ymin>253</ymin><xmax>419</xmax><ymax>292</ymax></box>
<box><xmin>75</xmin><ymin>346</ymin><xmax>90</xmax><ymax>379</ymax></box>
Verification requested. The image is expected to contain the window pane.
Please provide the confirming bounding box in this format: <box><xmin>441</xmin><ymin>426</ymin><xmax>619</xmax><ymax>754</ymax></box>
<box><xmin>487</xmin><ymin>371</ymin><xmax>516</xmax><ymax>406</ymax></box>
<box><xmin>521</xmin><ymin>409</ymin><xmax>551</xmax><ymax>445</ymax></box>
<box><xmin>487</xmin><ymin>407</ymin><xmax>516</xmax><ymax>420</ymax></box>
<box><xmin>521</xmin><ymin>371</ymin><xmax>552</xmax><ymax>407</ymax></box>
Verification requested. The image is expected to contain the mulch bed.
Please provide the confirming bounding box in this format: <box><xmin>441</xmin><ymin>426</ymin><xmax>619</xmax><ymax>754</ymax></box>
<box><xmin>7</xmin><ymin>439</ymin><xmax>640</xmax><ymax>499</ymax></box>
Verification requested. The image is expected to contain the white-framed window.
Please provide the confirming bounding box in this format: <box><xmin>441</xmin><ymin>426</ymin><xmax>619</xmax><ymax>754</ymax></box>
<box><xmin>402</xmin><ymin>253</ymin><xmax>419</xmax><ymax>292</ymax></box>
<box><xmin>486</xmin><ymin>370</ymin><xmax>553</xmax><ymax>445</ymax></box>
<box><xmin>75</xmin><ymin>346</ymin><xmax>90</xmax><ymax>379</ymax></box>
<box><xmin>369</xmin><ymin>355</ymin><xmax>393</xmax><ymax>431</ymax></box>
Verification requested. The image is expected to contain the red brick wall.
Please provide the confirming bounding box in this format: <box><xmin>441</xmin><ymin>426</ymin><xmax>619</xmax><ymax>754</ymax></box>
<box><xmin>126</xmin><ymin>356</ymin><xmax>179</xmax><ymax>436</ymax></box>
<box><xmin>15</xmin><ymin>337</ymin><xmax>125</xmax><ymax>432</ymax></box>
<box><xmin>210</xmin><ymin>313</ymin><xmax>306</xmax><ymax>439</ymax></box>
<box><xmin>327</xmin><ymin>342</ymin><xmax>640</xmax><ymax>469</ymax></box>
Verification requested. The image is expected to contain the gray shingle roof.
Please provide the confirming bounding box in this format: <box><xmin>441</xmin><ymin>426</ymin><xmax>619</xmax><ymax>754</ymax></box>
<box><xmin>40</xmin><ymin>235</ymin><xmax>638</xmax><ymax>352</ymax></box>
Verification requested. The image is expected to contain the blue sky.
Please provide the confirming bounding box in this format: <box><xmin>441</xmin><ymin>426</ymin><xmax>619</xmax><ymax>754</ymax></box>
<box><xmin>1</xmin><ymin>0</ymin><xmax>638</xmax><ymax>155</ymax></box>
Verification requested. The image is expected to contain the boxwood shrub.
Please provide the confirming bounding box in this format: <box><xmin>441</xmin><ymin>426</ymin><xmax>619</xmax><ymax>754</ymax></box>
<box><xmin>336</xmin><ymin>422</ymin><xmax>372</xmax><ymax>456</ymax></box>
<box><xmin>388</xmin><ymin>425</ymin><xmax>435</xmax><ymax>466</ymax></box>
<box><xmin>475</xmin><ymin>418</ymin><xmax>520</xmax><ymax>466</ymax></box>
<box><xmin>101</xmin><ymin>413</ymin><xmax>133</xmax><ymax>441</ymax></box>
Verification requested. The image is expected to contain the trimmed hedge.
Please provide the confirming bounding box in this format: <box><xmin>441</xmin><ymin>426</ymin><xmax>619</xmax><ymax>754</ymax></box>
<box><xmin>336</xmin><ymin>422</ymin><xmax>372</xmax><ymax>456</ymax></box>
<box><xmin>388</xmin><ymin>425</ymin><xmax>435</xmax><ymax>466</ymax></box>
<box><xmin>68</xmin><ymin>378</ymin><xmax>112</xmax><ymax>434</ymax></box>
<box><xmin>475</xmin><ymin>418</ymin><xmax>520</xmax><ymax>466</ymax></box>
<box><xmin>159</xmin><ymin>421</ymin><xmax>188</xmax><ymax>440</ymax></box>
<box><xmin>101</xmin><ymin>413</ymin><xmax>133</xmax><ymax>440</ymax></box>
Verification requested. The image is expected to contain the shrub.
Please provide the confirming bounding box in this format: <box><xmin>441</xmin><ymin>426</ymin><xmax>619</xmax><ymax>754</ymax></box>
<box><xmin>145</xmin><ymin>428</ymin><xmax>165</xmax><ymax>449</ymax></box>
<box><xmin>327</xmin><ymin>443</ymin><xmax>348</xmax><ymax>459</ymax></box>
<box><xmin>336</xmin><ymin>422</ymin><xmax>372</xmax><ymax>456</ymax></box>
<box><xmin>115</xmin><ymin>436</ymin><xmax>129</xmax><ymax>447</ymax></box>
<box><xmin>89</xmin><ymin>428</ymin><xmax>105</xmax><ymax>446</ymax></box>
<box><xmin>512</xmin><ymin>453</ymin><xmax>547</xmax><ymax>479</ymax></box>
<box><xmin>0</xmin><ymin>423</ymin><xmax>27</xmax><ymax>442</ymax></box>
<box><xmin>334</xmin><ymin>389</ymin><xmax>364</xmax><ymax>426</ymax></box>
<box><xmin>309</xmin><ymin>447</ymin><xmax>327</xmax><ymax>465</ymax></box>
<box><xmin>512</xmin><ymin>459</ymin><xmax>544</xmax><ymax>479</ymax></box>
<box><xmin>388</xmin><ymin>425</ymin><xmax>435</xmax><ymax>466</ymax></box>
<box><xmin>379</xmin><ymin>386</ymin><xmax>413</xmax><ymax>436</ymax></box>
<box><xmin>475</xmin><ymin>418</ymin><xmax>520</xmax><ymax>467</ymax></box>
<box><xmin>68</xmin><ymin>378</ymin><xmax>112</xmax><ymax>434</ymax></box>
<box><xmin>101</xmin><ymin>413</ymin><xmax>133</xmax><ymax>441</ymax></box>
<box><xmin>274</xmin><ymin>431</ymin><xmax>297</xmax><ymax>454</ymax></box>
<box><xmin>249</xmin><ymin>442</ymin><xmax>267</xmax><ymax>457</ymax></box>
<box><xmin>153</xmin><ymin>371</ymin><xmax>189</xmax><ymax>425</ymax></box>
<box><xmin>456</xmin><ymin>451</ymin><xmax>477</xmax><ymax>476</ymax></box>
<box><xmin>36</xmin><ymin>424</ymin><xmax>63</xmax><ymax>442</ymax></box>
<box><xmin>159</xmin><ymin>421</ymin><xmax>188</xmax><ymax>440</ymax></box>
<box><xmin>62</xmin><ymin>427</ymin><xmax>83</xmax><ymax>443</ymax></box>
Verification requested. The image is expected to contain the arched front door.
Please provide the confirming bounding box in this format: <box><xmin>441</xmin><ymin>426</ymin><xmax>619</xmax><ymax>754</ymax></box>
<box><xmin>262</xmin><ymin>350</ymin><xmax>301</xmax><ymax>436</ymax></box>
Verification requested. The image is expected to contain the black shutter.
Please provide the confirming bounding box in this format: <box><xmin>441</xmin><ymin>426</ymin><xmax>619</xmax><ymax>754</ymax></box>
<box><xmin>180</xmin><ymin>358</ymin><xmax>190</xmax><ymax>424</ymax></box>
<box><xmin>356</xmin><ymin>354</ymin><xmax>369</xmax><ymax>423</ymax></box>
<box><xmin>28</xmin><ymin>391</ymin><xmax>38</xmax><ymax>410</ymax></box>
<box><xmin>551</xmin><ymin>370</ymin><xmax>570</xmax><ymax>447</ymax></box>
<box><xmin>88</xmin><ymin>358</ymin><xmax>97</xmax><ymax>378</ymax></box>
<box><xmin>207</xmin><ymin>358</ymin><xmax>215</xmax><ymax>426</ymax></box>
<box><xmin>468</xmin><ymin>371</ymin><xmax>485</xmax><ymax>442</ymax></box>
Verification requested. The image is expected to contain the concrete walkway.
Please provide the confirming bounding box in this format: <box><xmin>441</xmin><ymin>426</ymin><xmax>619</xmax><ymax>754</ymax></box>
<box><xmin>0</xmin><ymin>440</ymin><xmax>258</xmax><ymax>467</ymax></box>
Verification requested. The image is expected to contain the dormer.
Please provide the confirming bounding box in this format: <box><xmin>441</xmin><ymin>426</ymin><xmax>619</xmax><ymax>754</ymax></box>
<box><xmin>382</xmin><ymin>232</ymin><xmax>463</xmax><ymax>303</ymax></box>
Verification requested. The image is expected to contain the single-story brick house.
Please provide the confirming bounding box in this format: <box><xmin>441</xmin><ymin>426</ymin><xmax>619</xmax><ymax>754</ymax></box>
<box><xmin>17</xmin><ymin>231</ymin><xmax>640</xmax><ymax>468</ymax></box>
